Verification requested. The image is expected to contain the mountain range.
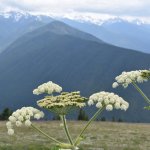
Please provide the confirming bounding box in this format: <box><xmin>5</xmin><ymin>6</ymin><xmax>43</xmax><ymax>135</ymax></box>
<box><xmin>0</xmin><ymin>11</ymin><xmax>150</xmax><ymax>53</ymax></box>
<box><xmin>0</xmin><ymin>20</ymin><xmax>150</xmax><ymax>122</ymax></box>
<box><xmin>61</xmin><ymin>18</ymin><xmax>150</xmax><ymax>53</ymax></box>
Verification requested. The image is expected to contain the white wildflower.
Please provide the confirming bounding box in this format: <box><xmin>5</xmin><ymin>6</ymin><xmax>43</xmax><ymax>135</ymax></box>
<box><xmin>137</xmin><ymin>76</ymin><xmax>144</xmax><ymax>83</ymax></box>
<box><xmin>18</xmin><ymin>116</ymin><xmax>24</xmax><ymax>122</ymax></box>
<box><xmin>120</xmin><ymin>104</ymin><xmax>128</xmax><ymax>111</ymax></box>
<box><xmin>106</xmin><ymin>104</ymin><xmax>113</xmax><ymax>111</ymax></box>
<box><xmin>33</xmin><ymin>81</ymin><xmax>62</xmax><ymax>95</ymax></box>
<box><xmin>88</xmin><ymin>100</ymin><xmax>94</xmax><ymax>106</ymax></box>
<box><xmin>34</xmin><ymin>114</ymin><xmax>41</xmax><ymax>120</ymax></box>
<box><xmin>25</xmin><ymin>115</ymin><xmax>30</xmax><ymax>120</ymax></box>
<box><xmin>6</xmin><ymin>121</ymin><xmax>12</xmax><ymax>129</ymax></box>
<box><xmin>6</xmin><ymin>107</ymin><xmax>44</xmax><ymax>135</ymax></box>
<box><xmin>16</xmin><ymin>121</ymin><xmax>22</xmax><ymax>127</ymax></box>
<box><xmin>28</xmin><ymin>111</ymin><xmax>33</xmax><ymax>116</ymax></box>
<box><xmin>88</xmin><ymin>91</ymin><xmax>129</xmax><ymax>111</ymax></box>
<box><xmin>25</xmin><ymin>120</ymin><xmax>32</xmax><ymax>127</ymax></box>
<box><xmin>9</xmin><ymin>116</ymin><xmax>16</xmax><ymax>123</ymax></box>
<box><xmin>21</xmin><ymin>110</ymin><xmax>27</xmax><ymax>117</ymax></box>
<box><xmin>8</xmin><ymin>129</ymin><xmax>14</xmax><ymax>135</ymax></box>
<box><xmin>33</xmin><ymin>89</ymin><xmax>39</xmax><ymax>95</ymax></box>
<box><xmin>104</xmin><ymin>99</ymin><xmax>109</xmax><ymax>105</ymax></box>
<box><xmin>12</xmin><ymin>112</ymin><xmax>19</xmax><ymax>118</ymax></box>
<box><xmin>113</xmin><ymin>70</ymin><xmax>149</xmax><ymax>88</ymax></box>
<box><xmin>112</xmin><ymin>82</ymin><xmax>119</xmax><ymax>88</ymax></box>
<box><xmin>114</xmin><ymin>103</ymin><xmax>120</xmax><ymax>109</ymax></box>
<box><xmin>39</xmin><ymin>111</ymin><xmax>44</xmax><ymax>118</ymax></box>
<box><xmin>96</xmin><ymin>102</ymin><xmax>102</xmax><ymax>108</ymax></box>
<box><xmin>109</xmin><ymin>98</ymin><xmax>115</xmax><ymax>104</ymax></box>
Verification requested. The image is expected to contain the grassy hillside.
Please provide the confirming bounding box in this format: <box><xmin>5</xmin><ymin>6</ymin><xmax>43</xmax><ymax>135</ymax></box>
<box><xmin>1</xmin><ymin>121</ymin><xmax>150</xmax><ymax>150</ymax></box>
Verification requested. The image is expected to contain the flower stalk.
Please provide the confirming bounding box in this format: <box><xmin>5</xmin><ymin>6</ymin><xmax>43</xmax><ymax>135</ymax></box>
<box><xmin>132</xmin><ymin>82</ymin><xmax>150</xmax><ymax>105</ymax></box>
<box><xmin>31</xmin><ymin>124</ymin><xmax>63</xmax><ymax>145</ymax></box>
<box><xmin>61</xmin><ymin>115</ymin><xmax>74</xmax><ymax>145</ymax></box>
<box><xmin>74</xmin><ymin>107</ymin><xmax>104</xmax><ymax>146</ymax></box>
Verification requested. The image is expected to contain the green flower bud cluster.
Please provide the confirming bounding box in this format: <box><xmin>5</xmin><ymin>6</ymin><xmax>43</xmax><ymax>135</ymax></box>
<box><xmin>37</xmin><ymin>91</ymin><xmax>87</xmax><ymax>115</ymax></box>
<box><xmin>141</xmin><ymin>70</ymin><xmax>150</xmax><ymax>80</ymax></box>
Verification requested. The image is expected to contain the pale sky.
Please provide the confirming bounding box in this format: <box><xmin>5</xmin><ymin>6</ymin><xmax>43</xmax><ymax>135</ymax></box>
<box><xmin>0</xmin><ymin>0</ymin><xmax>150</xmax><ymax>22</ymax></box>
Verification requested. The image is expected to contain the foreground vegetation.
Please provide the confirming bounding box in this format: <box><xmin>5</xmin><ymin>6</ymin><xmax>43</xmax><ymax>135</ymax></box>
<box><xmin>1</xmin><ymin>121</ymin><xmax>150</xmax><ymax>150</ymax></box>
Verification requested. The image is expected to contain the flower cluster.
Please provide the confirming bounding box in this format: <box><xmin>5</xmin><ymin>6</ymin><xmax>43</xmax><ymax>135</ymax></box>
<box><xmin>141</xmin><ymin>70</ymin><xmax>150</xmax><ymax>80</ymax></box>
<box><xmin>37</xmin><ymin>91</ymin><xmax>87</xmax><ymax>115</ymax></box>
<box><xmin>88</xmin><ymin>91</ymin><xmax>129</xmax><ymax>111</ymax></box>
<box><xmin>33</xmin><ymin>81</ymin><xmax>62</xmax><ymax>95</ymax></box>
<box><xmin>112</xmin><ymin>70</ymin><xmax>149</xmax><ymax>88</ymax></box>
<box><xmin>6</xmin><ymin>107</ymin><xmax>44</xmax><ymax>135</ymax></box>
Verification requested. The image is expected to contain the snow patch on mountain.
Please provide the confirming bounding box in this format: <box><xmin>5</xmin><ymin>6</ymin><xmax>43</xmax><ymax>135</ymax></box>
<box><xmin>0</xmin><ymin>11</ymin><xmax>150</xmax><ymax>25</ymax></box>
<box><xmin>0</xmin><ymin>11</ymin><xmax>43</xmax><ymax>22</ymax></box>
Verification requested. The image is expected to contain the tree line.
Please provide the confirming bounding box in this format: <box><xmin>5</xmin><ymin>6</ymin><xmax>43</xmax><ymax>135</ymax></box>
<box><xmin>0</xmin><ymin>108</ymin><xmax>13</xmax><ymax>120</ymax></box>
<box><xmin>53</xmin><ymin>108</ymin><xmax>124</xmax><ymax>122</ymax></box>
<box><xmin>0</xmin><ymin>108</ymin><xmax>123</xmax><ymax>122</ymax></box>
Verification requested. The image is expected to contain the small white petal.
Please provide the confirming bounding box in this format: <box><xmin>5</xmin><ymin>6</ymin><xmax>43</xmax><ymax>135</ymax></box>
<box><xmin>106</xmin><ymin>105</ymin><xmax>113</xmax><ymax>111</ymax></box>
<box><xmin>114</xmin><ymin>103</ymin><xmax>120</xmax><ymax>109</ymax></box>
<box><xmin>96</xmin><ymin>102</ymin><xmax>102</xmax><ymax>108</ymax></box>
<box><xmin>9</xmin><ymin>116</ymin><xmax>16</xmax><ymax>123</ymax></box>
<box><xmin>8</xmin><ymin>129</ymin><xmax>14</xmax><ymax>135</ymax></box>
<box><xmin>6</xmin><ymin>121</ymin><xmax>12</xmax><ymax>128</ymax></box>
<box><xmin>16</xmin><ymin>121</ymin><xmax>22</xmax><ymax>127</ymax></box>
<box><xmin>18</xmin><ymin>116</ymin><xmax>24</xmax><ymax>122</ymax></box>
<box><xmin>88</xmin><ymin>100</ymin><xmax>94</xmax><ymax>106</ymax></box>
<box><xmin>25</xmin><ymin>120</ymin><xmax>32</xmax><ymax>127</ymax></box>
<box><xmin>112</xmin><ymin>82</ymin><xmax>119</xmax><ymax>88</ymax></box>
<box><xmin>34</xmin><ymin>114</ymin><xmax>41</xmax><ymax>120</ymax></box>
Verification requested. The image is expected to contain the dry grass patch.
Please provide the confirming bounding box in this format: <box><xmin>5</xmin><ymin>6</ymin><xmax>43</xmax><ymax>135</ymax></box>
<box><xmin>1</xmin><ymin>121</ymin><xmax>150</xmax><ymax>150</ymax></box>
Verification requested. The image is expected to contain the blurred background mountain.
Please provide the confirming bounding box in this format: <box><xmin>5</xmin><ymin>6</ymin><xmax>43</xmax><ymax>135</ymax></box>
<box><xmin>0</xmin><ymin>11</ymin><xmax>150</xmax><ymax>122</ymax></box>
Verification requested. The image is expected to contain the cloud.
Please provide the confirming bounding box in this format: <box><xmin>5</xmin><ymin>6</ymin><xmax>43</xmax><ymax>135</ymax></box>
<box><xmin>0</xmin><ymin>0</ymin><xmax>150</xmax><ymax>17</ymax></box>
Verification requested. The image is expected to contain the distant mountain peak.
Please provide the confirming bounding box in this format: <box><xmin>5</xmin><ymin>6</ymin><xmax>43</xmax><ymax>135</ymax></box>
<box><xmin>34</xmin><ymin>21</ymin><xmax>103</xmax><ymax>43</ymax></box>
<box><xmin>46</xmin><ymin>20</ymin><xmax>69</xmax><ymax>28</ymax></box>
<box><xmin>44</xmin><ymin>21</ymin><xmax>79</xmax><ymax>34</ymax></box>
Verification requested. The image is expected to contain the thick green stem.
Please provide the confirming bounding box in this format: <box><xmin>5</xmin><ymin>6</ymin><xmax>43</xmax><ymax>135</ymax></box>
<box><xmin>61</xmin><ymin>115</ymin><xmax>74</xmax><ymax>145</ymax></box>
<box><xmin>132</xmin><ymin>82</ymin><xmax>150</xmax><ymax>105</ymax></box>
<box><xmin>74</xmin><ymin>107</ymin><xmax>104</xmax><ymax>146</ymax></box>
<box><xmin>31</xmin><ymin>124</ymin><xmax>63</xmax><ymax>145</ymax></box>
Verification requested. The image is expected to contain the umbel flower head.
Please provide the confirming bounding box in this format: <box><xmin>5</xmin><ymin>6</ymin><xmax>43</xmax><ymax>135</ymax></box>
<box><xmin>33</xmin><ymin>81</ymin><xmax>62</xmax><ymax>95</ymax></box>
<box><xmin>37</xmin><ymin>91</ymin><xmax>87</xmax><ymax>115</ymax></box>
<box><xmin>6</xmin><ymin>107</ymin><xmax>44</xmax><ymax>135</ymax></box>
<box><xmin>112</xmin><ymin>70</ymin><xmax>149</xmax><ymax>88</ymax></box>
<box><xmin>88</xmin><ymin>91</ymin><xmax>129</xmax><ymax>111</ymax></box>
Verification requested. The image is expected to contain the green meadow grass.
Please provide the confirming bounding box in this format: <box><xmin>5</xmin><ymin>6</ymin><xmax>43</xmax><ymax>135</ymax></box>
<box><xmin>1</xmin><ymin>121</ymin><xmax>150</xmax><ymax>150</ymax></box>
